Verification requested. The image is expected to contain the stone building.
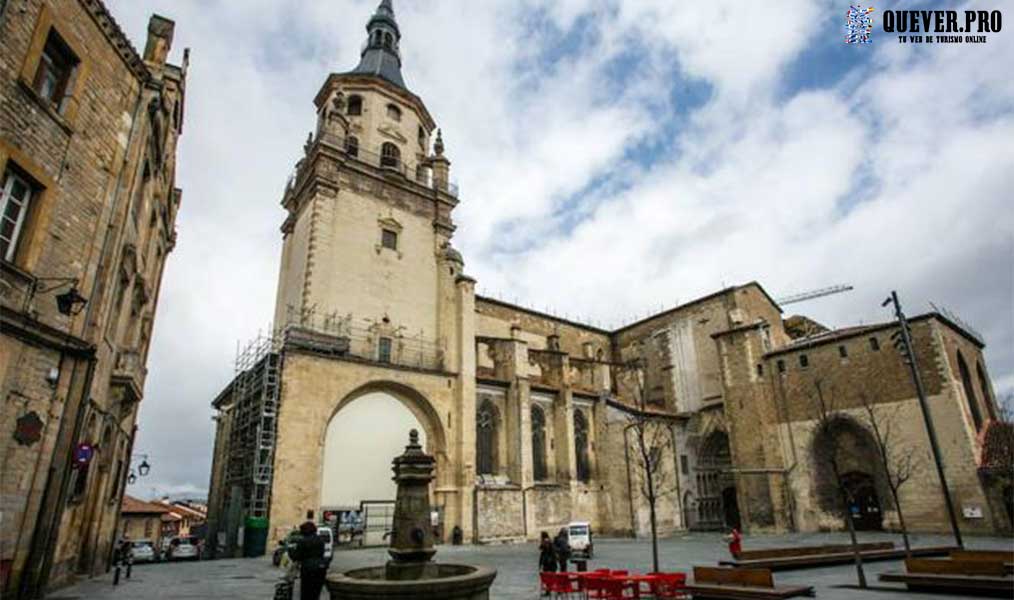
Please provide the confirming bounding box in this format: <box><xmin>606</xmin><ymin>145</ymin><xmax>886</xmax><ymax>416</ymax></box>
<box><xmin>0</xmin><ymin>1</ymin><xmax>186</xmax><ymax>595</ymax></box>
<box><xmin>119</xmin><ymin>495</ymin><xmax>168</xmax><ymax>550</ymax></box>
<box><xmin>206</xmin><ymin>0</ymin><xmax>1008</xmax><ymax>551</ymax></box>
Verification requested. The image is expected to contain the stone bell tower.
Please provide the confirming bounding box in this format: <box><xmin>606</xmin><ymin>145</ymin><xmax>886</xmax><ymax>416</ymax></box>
<box><xmin>264</xmin><ymin>0</ymin><xmax>479</xmax><ymax>544</ymax></box>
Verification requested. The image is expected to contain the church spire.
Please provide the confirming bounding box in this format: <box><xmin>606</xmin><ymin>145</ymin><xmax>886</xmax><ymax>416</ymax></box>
<box><xmin>348</xmin><ymin>0</ymin><xmax>407</xmax><ymax>90</ymax></box>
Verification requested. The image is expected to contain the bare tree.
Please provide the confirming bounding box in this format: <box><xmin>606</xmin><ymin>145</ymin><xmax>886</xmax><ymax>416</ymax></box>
<box><xmin>619</xmin><ymin>358</ymin><xmax>679</xmax><ymax>574</ymax></box>
<box><xmin>858</xmin><ymin>393</ymin><xmax>923</xmax><ymax>555</ymax></box>
<box><xmin>808</xmin><ymin>379</ymin><xmax>867</xmax><ymax>588</ymax></box>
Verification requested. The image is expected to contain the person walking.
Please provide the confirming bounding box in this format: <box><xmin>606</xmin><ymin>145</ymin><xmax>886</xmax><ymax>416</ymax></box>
<box><xmin>538</xmin><ymin>531</ymin><xmax>556</xmax><ymax>572</ymax></box>
<box><xmin>553</xmin><ymin>528</ymin><xmax>571</xmax><ymax>573</ymax></box>
<box><xmin>723</xmin><ymin>527</ymin><xmax>742</xmax><ymax>559</ymax></box>
<box><xmin>288</xmin><ymin>521</ymin><xmax>328</xmax><ymax>600</ymax></box>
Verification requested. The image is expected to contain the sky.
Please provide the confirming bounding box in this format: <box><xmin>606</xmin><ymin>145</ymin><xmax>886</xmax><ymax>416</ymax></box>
<box><xmin>103</xmin><ymin>0</ymin><xmax>1014</xmax><ymax>500</ymax></box>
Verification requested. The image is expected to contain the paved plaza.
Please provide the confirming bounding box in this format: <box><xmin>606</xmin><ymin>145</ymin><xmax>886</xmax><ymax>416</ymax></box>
<box><xmin>52</xmin><ymin>532</ymin><xmax>1011</xmax><ymax>599</ymax></box>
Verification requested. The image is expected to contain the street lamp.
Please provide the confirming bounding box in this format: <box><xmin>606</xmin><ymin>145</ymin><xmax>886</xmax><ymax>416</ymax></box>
<box><xmin>28</xmin><ymin>277</ymin><xmax>88</xmax><ymax>316</ymax></box>
<box><xmin>883</xmin><ymin>291</ymin><xmax>963</xmax><ymax>548</ymax></box>
<box><xmin>127</xmin><ymin>453</ymin><xmax>152</xmax><ymax>485</ymax></box>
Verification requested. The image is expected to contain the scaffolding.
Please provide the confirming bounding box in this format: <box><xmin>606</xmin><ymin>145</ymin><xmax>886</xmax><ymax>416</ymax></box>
<box><xmin>224</xmin><ymin>333</ymin><xmax>281</xmax><ymax>518</ymax></box>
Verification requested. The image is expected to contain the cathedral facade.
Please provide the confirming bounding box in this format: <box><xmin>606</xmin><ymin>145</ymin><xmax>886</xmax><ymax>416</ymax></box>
<box><xmin>205</xmin><ymin>1</ymin><xmax>1010</xmax><ymax>550</ymax></box>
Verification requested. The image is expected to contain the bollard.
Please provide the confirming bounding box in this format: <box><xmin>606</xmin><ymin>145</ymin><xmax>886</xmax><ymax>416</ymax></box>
<box><xmin>113</xmin><ymin>564</ymin><xmax>121</xmax><ymax>586</ymax></box>
<box><xmin>125</xmin><ymin>558</ymin><xmax>132</xmax><ymax>579</ymax></box>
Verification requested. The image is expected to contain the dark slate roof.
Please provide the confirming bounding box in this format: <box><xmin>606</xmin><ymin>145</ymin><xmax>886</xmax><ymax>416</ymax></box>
<box><xmin>344</xmin><ymin>48</ymin><xmax>407</xmax><ymax>90</ymax></box>
<box><xmin>340</xmin><ymin>0</ymin><xmax>408</xmax><ymax>91</ymax></box>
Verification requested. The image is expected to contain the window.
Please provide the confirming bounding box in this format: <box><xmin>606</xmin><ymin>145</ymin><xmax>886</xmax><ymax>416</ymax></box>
<box><xmin>977</xmin><ymin>362</ymin><xmax>998</xmax><ymax>421</ymax></box>
<box><xmin>799</xmin><ymin>354</ymin><xmax>809</xmax><ymax>368</ymax></box>
<box><xmin>957</xmin><ymin>351</ymin><xmax>983</xmax><ymax>430</ymax></box>
<box><xmin>776</xmin><ymin>359</ymin><xmax>786</xmax><ymax>373</ymax></box>
<box><xmin>574</xmin><ymin>410</ymin><xmax>591</xmax><ymax>483</ymax></box>
<box><xmin>869</xmin><ymin>336</ymin><xmax>880</xmax><ymax>351</ymax></box>
<box><xmin>1</xmin><ymin>167</ymin><xmax>35</xmax><ymax>262</ymax></box>
<box><xmin>476</xmin><ymin>400</ymin><xmax>499</xmax><ymax>476</ymax></box>
<box><xmin>381</xmin><ymin>228</ymin><xmax>398</xmax><ymax>250</ymax></box>
<box><xmin>838</xmin><ymin>345</ymin><xmax>848</xmax><ymax>359</ymax></box>
<box><xmin>378</xmin><ymin>337</ymin><xmax>392</xmax><ymax>363</ymax></box>
<box><xmin>345</xmin><ymin>135</ymin><xmax>359</xmax><ymax>157</ymax></box>
<box><xmin>380</xmin><ymin>142</ymin><xmax>400</xmax><ymax>168</ymax></box>
<box><xmin>383</xmin><ymin>32</ymin><xmax>394</xmax><ymax>49</ymax></box>
<box><xmin>756</xmin><ymin>364</ymin><xmax>764</xmax><ymax>377</ymax></box>
<box><xmin>346</xmin><ymin>95</ymin><xmax>362</xmax><ymax>116</ymax></box>
<box><xmin>32</xmin><ymin>30</ymin><xmax>78</xmax><ymax>110</ymax></box>
<box><xmin>386</xmin><ymin>104</ymin><xmax>401</xmax><ymax>121</ymax></box>
<box><xmin>680</xmin><ymin>454</ymin><xmax>689</xmax><ymax>475</ymax></box>
<box><xmin>418</xmin><ymin>126</ymin><xmax>426</xmax><ymax>145</ymax></box>
<box><xmin>532</xmin><ymin>405</ymin><xmax>547</xmax><ymax>481</ymax></box>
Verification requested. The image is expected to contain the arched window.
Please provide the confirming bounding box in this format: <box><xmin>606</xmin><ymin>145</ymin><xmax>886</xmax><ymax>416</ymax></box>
<box><xmin>532</xmin><ymin>405</ymin><xmax>547</xmax><ymax>481</ymax></box>
<box><xmin>957</xmin><ymin>351</ymin><xmax>983</xmax><ymax>429</ymax></box>
<box><xmin>373</xmin><ymin>31</ymin><xmax>383</xmax><ymax>46</ymax></box>
<box><xmin>574</xmin><ymin>410</ymin><xmax>590</xmax><ymax>482</ymax></box>
<box><xmin>345</xmin><ymin>136</ymin><xmax>359</xmax><ymax>157</ymax></box>
<box><xmin>976</xmin><ymin>362</ymin><xmax>997</xmax><ymax>421</ymax></box>
<box><xmin>380</xmin><ymin>142</ymin><xmax>400</xmax><ymax>168</ymax></box>
<box><xmin>386</xmin><ymin>104</ymin><xmax>401</xmax><ymax>121</ymax></box>
<box><xmin>346</xmin><ymin>95</ymin><xmax>362</xmax><ymax>116</ymax></box>
<box><xmin>383</xmin><ymin>32</ymin><xmax>393</xmax><ymax>49</ymax></box>
<box><xmin>476</xmin><ymin>400</ymin><xmax>499</xmax><ymax>476</ymax></box>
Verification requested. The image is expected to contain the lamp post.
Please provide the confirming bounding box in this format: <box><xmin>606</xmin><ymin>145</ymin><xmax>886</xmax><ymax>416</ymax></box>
<box><xmin>882</xmin><ymin>291</ymin><xmax>963</xmax><ymax>548</ymax></box>
<box><xmin>127</xmin><ymin>454</ymin><xmax>152</xmax><ymax>485</ymax></box>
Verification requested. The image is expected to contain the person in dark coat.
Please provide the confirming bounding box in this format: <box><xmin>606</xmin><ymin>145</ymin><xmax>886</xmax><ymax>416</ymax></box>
<box><xmin>538</xmin><ymin>531</ymin><xmax>556</xmax><ymax>573</ymax></box>
<box><xmin>288</xmin><ymin>521</ymin><xmax>328</xmax><ymax>600</ymax></box>
<box><xmin>553</xmin><ymin>528</ymin><xmax>571</xmax><ymax>572</ymax></box>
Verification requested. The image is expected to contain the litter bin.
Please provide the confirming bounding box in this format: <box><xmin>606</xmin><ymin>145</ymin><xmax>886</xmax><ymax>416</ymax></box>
<box><xmin>243</xmin><ymin>516</ymin><xmax>269</xmax><ymax>557</ymax></box>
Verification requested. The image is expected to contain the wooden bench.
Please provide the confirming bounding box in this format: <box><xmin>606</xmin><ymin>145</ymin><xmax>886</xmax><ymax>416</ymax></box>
<box><xmin>952</xmin><ymin>550</ymin><xmax>1014</xmax><ymax>575</ymax></box>
<box><xmin>720</xmin><ymin>543</ymin><xmax>954</xmax><ymax>571</ymax></box>
<box><xmin>684</xmin><ymin>566</ymin><xmax>814</xmax><ymax>599</ymax></box>
<box><xmin>879</xmin><ymin>558</ymin><xmax>1014</xmax><ymax>597</ymax></box>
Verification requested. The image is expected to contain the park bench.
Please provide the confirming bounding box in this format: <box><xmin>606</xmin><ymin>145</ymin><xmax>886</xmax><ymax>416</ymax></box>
<box><xmin>951</xmin><ymin>549</ymin><xmax>1014</xmax><ymax>575</ymax></box>
<box><xmin>684</xmin><ymin>566</ymin><xmax>814</xmax><ymax>599</ymax></box>
<box><xmin>879</xmin><ymin>558</ymin><xmax>1014</xmax><ymax>597</ymax></box>
<box><xmin>719</xmin><ymin>541</ymin><xmax>954</xmax><ymax>571</ymax></box>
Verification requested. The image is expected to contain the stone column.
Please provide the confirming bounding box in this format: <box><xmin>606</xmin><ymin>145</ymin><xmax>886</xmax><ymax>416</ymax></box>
<box><xmin>453</xmin><ymin>275</ymin><xmax>477</xmax><ymax>542</ymax></box>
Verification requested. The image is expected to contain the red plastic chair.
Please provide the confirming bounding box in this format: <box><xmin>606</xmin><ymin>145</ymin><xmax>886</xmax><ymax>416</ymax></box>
<box><xmin>540</xmin><ymin>572</ymin><xmax>577</xmax><ymax>598</ymax></box>
<box><xmin>601</xmin><ymin>576</ymin><xmax>633</xmax><ymax>600</ymax></box>
<box><xmin>583</xmin><ymin>573</ymin><xmax>611</xmax><ymax>599</ymax></box>
<box><xmin>647</xmin><ymin>572</ymin><xmax>688</xmax><ymax>599</ymax></box>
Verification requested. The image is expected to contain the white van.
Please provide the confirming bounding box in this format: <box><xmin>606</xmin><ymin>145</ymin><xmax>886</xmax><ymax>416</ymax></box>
<box><xmin>317</xmin><ymin>526</ymin><xmax>334</xmax><ymax>561</ymax></box>
<box><xmin>567</xmin><ymin>521</ymin><xmax>593</xmax><ymax>559</ymax></box>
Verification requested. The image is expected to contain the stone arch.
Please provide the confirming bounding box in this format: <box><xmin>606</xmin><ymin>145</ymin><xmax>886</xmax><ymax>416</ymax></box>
<box><xmin>810</xmin><ymin>414</ymin><xmax>889</xmax><ymax>530</ymax></box>
<box><xmin>321</xmin><ymin>380</ymin><xmax>447</xmax><ymax>456</ymax></box>
<box><xmin>320</xmin><ymin>380</ymin><xmax>450</xmax><ymax>508</ymax></box>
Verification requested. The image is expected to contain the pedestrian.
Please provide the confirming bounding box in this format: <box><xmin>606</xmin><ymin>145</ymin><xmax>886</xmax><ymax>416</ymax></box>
<box><xmin>288</xmin><ymin>521</ymin><xmax>328</xmax><ymax>600</ymax></box>
<box><xmin>538</xmin><ymin>531</ymin><xmax>556</xmax><ymax>572</ymax></box>
<box><xmin>723</xmin><ymin>527</ymin><xmax>742</xmax><ymax>559</ymax></box>
<box><xmin>553</xmin><ymin>528</ymin><xmax>571</xmax><ymax>572</ymax></box>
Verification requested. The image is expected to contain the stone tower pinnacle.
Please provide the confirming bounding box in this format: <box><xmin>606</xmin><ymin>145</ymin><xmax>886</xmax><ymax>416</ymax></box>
<box><xmin>347</xmin><ymin>0</ymin><xmax>407</xmax><ymax>90</ymax></box>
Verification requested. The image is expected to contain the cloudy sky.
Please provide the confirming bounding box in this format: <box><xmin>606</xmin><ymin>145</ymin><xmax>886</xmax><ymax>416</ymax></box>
<box><xmin>104</xmin><ymin>0</ymin><xmax>1014</xmax><ymax>499</ymax></box>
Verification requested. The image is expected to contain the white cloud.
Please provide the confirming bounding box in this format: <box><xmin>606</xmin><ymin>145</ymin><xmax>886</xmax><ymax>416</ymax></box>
<box><xmin>104</xmin><ymin>0</ymin><xmax>1014</xmax><ymax>497</ymax></box>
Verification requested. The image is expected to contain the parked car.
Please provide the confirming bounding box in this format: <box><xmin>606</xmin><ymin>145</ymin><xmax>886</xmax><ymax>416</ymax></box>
<box><xmin>131</xmin><ymin>539</ymin><xmax>157</xmax><ymax>563</ymax></box>
<box><xmin>567</xmin><ymin>521</ymin><xmax>593</xmax><ymax>559</ymax></box>
<box><xmin>168</xmin><ymin>537</ymin><xmax>199</xmax><ymax>561</ymax></box>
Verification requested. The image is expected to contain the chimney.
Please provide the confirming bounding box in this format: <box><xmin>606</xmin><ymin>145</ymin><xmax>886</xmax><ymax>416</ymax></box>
<box><xmin>144</xmin><ymin>15</ymin><xmax>175</xmax><ymax>66</ymax></box>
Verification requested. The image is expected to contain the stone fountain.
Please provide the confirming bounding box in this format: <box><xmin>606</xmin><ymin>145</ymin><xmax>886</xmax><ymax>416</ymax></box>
<box><xmin>326</xmin><ymin>430</ymin><xmax>497</xmax><ymax>599</ymax></box>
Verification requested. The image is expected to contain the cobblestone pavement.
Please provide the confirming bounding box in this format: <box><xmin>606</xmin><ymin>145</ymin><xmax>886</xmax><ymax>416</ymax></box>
<box><xmin>51</xmin><ymin>531</ymin><xmax>1012</xmax><ymax>599</ymax></box>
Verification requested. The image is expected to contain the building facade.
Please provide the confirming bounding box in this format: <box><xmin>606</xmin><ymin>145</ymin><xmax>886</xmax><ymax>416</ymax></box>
<box><xmin>0</xmin><ymin>1</ymin><xmax>186</xmax><ymax>595</ymax></box>
<box><xmin>206</xmin><ymin>0</ymin><xmax>1009</xmax><ymax>551</ymax></box>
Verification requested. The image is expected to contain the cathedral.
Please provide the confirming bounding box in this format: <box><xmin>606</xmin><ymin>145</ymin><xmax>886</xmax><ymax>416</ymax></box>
<box><xmin>205</xmin><ymin>1</ymin><xmax>1010</xmax><ymax>551</ymax></box>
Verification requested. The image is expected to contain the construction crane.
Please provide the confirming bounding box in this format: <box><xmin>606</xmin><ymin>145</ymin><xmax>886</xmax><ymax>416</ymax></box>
<box><xmin>775</xmin><ymin>284</ymin><xmax>854</xmax><ymax>306</ymax></box>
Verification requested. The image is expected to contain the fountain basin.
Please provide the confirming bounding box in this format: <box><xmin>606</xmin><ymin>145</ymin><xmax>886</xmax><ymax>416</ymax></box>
<box><xmin>326</xmin><ymin>563</ymin><xmax>497</xmax><ymax>600</ymax></box>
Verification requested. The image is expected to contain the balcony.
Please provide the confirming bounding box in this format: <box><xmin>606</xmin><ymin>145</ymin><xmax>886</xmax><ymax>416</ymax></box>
<box><xmin>290</xmin><ymin>132</ymin><xmax>460</xmax><ymax>199</ymax></box>
<box><xmin>280</xmin><ymin>314</ymin><xmax>444</xmax><ymax>372</ymax></box>
<box><xmin>111</xmin><ymin>348</ymin><xmax>147</xmax><ymax>405</ymax></box>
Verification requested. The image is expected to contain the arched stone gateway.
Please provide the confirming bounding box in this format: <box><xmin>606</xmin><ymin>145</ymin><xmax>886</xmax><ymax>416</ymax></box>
<box><xmin>695</xmin><ymin>430</ymin><xmax>737</xmax><ymax>530</ymax></box>
<box><xmin>266</xmin><ymin>354</ymin><xmax>465</xmax><ymax>545</ymax></box>
<box><xmin>810</xmin><ymin>416</ymin><xmax>888</xmax><ymax>532</ymax></box>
